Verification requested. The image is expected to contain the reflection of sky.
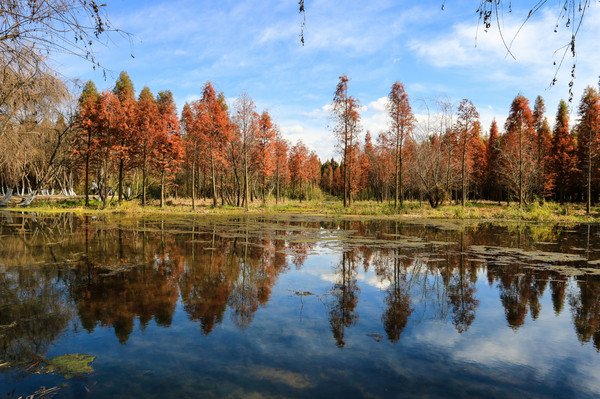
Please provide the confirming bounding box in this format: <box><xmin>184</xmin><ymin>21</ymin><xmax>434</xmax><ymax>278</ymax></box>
<box><xmin>4</xmin><ymin>251</ymin><xmax>600</xmax><ymax>397</ymax></box>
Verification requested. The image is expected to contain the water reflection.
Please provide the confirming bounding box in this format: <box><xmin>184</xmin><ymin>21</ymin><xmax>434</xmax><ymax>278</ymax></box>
<box><xmin>3</xmin><ymin>212</ymin><xmax>600</xmax><ymax>396</ymax></box>
<box><xmin>0</xmin><ymin>267</ymin><xmax>73</xmax><ymax>366</ymax></box>
<box><xmin>570</xmin><ymin>275</ymin><xmax>600</xmax><ymax>350</ymax></box>
<box><xmin>327</xmin><ymin>251</ymin><xmax>360</xmax><ymax>348</ymax></box>
<box><xmin>381</xmin><ymin>250</ymin><xmax>413</xmax><ymax>343</ymax></box>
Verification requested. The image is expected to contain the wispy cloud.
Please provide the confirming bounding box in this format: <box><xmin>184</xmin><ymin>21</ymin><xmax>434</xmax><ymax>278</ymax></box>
<box><xmin>58</xmin><ymin>0</ymin><xmax>600</xmax><ymax>162</ymax></box>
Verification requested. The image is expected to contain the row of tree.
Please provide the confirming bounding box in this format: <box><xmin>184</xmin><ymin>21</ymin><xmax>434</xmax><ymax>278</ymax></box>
<box><xmin>328</xmin><ymin>75</ymin><xmax>600</xmax><ymax>211</ymax></box>
<box><xmin>75</xmin><ymin>72</ymin><xmax>183</xmax><ymax>208</ymax></box>
<box><xmin>1</xmin><ymin>67</ymin><xmax>599</xmax><ymax>210</ymax></box>
<box><xmin>74</xmin><ymin>73</ymin><xmax>325</xmax><ymax>209</ymax></box>
<box><xmin>179</xmin><ymin>83</ymin><xmax>321</xmax><ymax>210</ymax></box>
<box><xmin>0</xmin><ymin>65</ymin><xmax>326</xmax><ymax>208</ymax></box>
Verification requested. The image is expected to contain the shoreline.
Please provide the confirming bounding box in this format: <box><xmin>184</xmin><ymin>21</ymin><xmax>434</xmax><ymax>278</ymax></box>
<box><xmin>1</xmin><ymin>196</ymin><xmax>598</xmax><ymax>224</ymax></box>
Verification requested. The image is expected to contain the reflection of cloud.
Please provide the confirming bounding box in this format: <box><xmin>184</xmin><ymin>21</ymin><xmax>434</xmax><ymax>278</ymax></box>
<box><xmin>357</xmin><ymin>273</ymin><xmax>390</xmax><ymax>290</ymax></box>
<box><xmin>251</xmin><ymin>366</ymin><xmax>313</xmax><ymax>389</ymax></box>
<box><xmin>316</xmin><ymin>269</ymin><xmax>390</xmax><ymax>290</ymax></box>
<box><xmin>414</xmin><ymin>305</ymin><xmax>574</xmax><ymax>375</ymax></box>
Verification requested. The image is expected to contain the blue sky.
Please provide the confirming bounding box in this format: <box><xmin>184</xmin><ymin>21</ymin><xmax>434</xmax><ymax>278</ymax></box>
<box><xmin>55</xmin><ymin>0</ymin><xmax>600</xmax><ymax>161</ymax></box>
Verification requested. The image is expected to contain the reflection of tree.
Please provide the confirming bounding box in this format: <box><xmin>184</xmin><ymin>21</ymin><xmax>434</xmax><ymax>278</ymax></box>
<box><xmin>446</xmin><ymin>235</ymin><xmax>479</xmax><ymax>333</ymax></box>
<box><xmin>228</xmin><ymin>228</ymin><xmax>261</xmax><ymax>330</ymax></box>
<box><xmin>495</xmin><ymin>267</ymin><xmax>547</xmax><ymax>329</ymax></box>
<box><xmin>177</xmin><ymin>221</ymin><xmax>292</xmax><ymax>334</ymax></box>
<box><xmin>0</xmin><ymin>267</ymin><xmax>73</xmax><ymax>366</ymax></box>
<box><xmin>70</xmin><ymin>233</ymin><xmax>181</xmax><ymax>345</ymax></box>
<box><xmin>447</xmin><ymin>269</ymin><xmax>478</xmax><ymax>333</ymax></box>
<box><xmin>551</xmin><ymin>276</ymin><xmax>567</xmax><ymax>314</ymax></box>
<box><xmin>569</xmin><ymin>275</ymin><xmax>600</xmax><ymax>350</ymax></box>
<box><xmin>328</xmin><ymin>251</ymin><xmax>360</xmax><ymax>348</ymax></box>
<box><xmin>179</xmin><ymin>260</ymin><xmax>232</xmax><ymax>335</ymax></box>
<box><xmin>382</xmin><ymin>253</ymin><xmax>413</xmax><ymax>343</ymax></box>
<box><xmin>179</xmin><ymin>225</ymin><xmax>233</xmax><ymax>335</ymax></box>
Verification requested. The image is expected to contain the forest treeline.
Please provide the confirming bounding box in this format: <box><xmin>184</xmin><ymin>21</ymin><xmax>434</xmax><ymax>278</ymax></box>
<box><xmin>1</xmin><ymin>70</ymin><xmax>599</xmax><ymax>211</ymax></box>
<box><xmin>329</xmin><ymin>75</ymin><xmax>600</xmax><ymax>213</ymax></box>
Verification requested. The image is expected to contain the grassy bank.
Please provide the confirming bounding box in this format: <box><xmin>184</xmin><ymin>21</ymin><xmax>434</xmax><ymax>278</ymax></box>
<box><xmin>3</xmin><ymin>195</ymin><xmax>600</xmax><ymax>223</ymax></box>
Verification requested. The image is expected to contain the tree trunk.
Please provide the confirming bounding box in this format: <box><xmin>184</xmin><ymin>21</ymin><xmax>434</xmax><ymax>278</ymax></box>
<box><xmin>142</xmin><ymin>145</ymin><xmax>147</xmax><ymax>207</ymax></box>
<box><xmin>18</xmin><ymin>190</ymin><xmax>38</xmax><ymax>207</ymax></box>
<box><xmin>160</xmin><ymin>170</ymin><xmax>165</xmax><ymax>208</ymax></box>
<box><xmin>85</xmin><ymin>133</ymin><xmax>91</xmax><ymax>206</ymax></box>
<box><xmin>103</xmin><ymin>147</ymin><xmax>109</xmax><ymax>209</ymax></box>
<box><xmin>191</xmin><ymin>142</ymin><xmax>197</xmax><ymax>211</ymax></box>
<box><xmin>276</xmin><ymin>163</ymin><xmax>280</xmax><ymax>205</ymax></box>
<box><xmin>395</xmin><ymin>143</ymin><xmax>399</xmax><ymax>209</ymax></box>
<box><xmin>587</xmin><ymin>135</ymin><xmax>592</xmax><ymax>214</ymax></box>
<box><xmin>118</xmin><ymin>158</ymin><xmax>124</xmax><ymax>203</ymax></box>
<box><xmin>210</xmin><ymin>145</ymin><xmax>218</xmax><ymax>207</ymax></box>
<box><xmin>244</xmin><ymin>150</ymin><xmax>249</xmax><ymax>211</ymax></box>
<box><xmin>518</xmin><ymin>127</ymin><xmax>523</xmax><ymax>208</ymax></box>
<box><xmin>461</xmin><ymin>145</ymin><xmax>466</xmax><ymax>206</ymax></box>
<box><xmin>0</xmin><ymin>188</ymin><xmax>13</xmax><ymax>207</ymax></box>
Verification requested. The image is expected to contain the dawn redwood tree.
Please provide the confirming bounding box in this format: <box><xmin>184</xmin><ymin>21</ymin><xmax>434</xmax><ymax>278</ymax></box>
<box><xmin>95</xmin><ymin>91</ymin><xmax>125</xmax><ymax>208</ymax></box>
<box><xmin>321</xmin><ymin>162</ymin><xmax>334</xmax><ymax>194</ymax></box>
<box><xmin>288</xmin><ymin>140</ymin><xmax>309</xmax><ymax>201</ymax></box>
<box><xmin>575</xmin><ymin>87</ymin><xmax>600</xmax><ymax>213</ymax></box>
<box><xmin>331</xmin><ymin>75</ymin><xmax>361</xmax><ymax>207</ymax></box>
<box><xmin>374</xmin><ymin>133</ymin><xmax>394</xmax><ymax>202</ymax></box>
<box><xmin>470</xmin><ymin>133</ymin><xmax>487</xmax><ymax>199</ymax></box>
<box><xmin>196</xmin><ymin>82</ymin><xmax>230</xmax><ymax>207</ymax></box>
<box><xmin>254</xmin><ymin>110</ymin><xmax>275</xmax><ymax>204</ymax></box>
<box><xmin>135</xmin><ymin>86</ymin><xmax>159</xmax><ymax>206</ymax></box>
<box><xmin>455</xmin><ymin>99</ymin><xmax>480</xmax><ymax>206</ymax></box>
<box><xmin>180</xmin><ymin>102</ymin><xmax>199</xmax><ymax>210</ymax></box>
<box><xmin>113</xmin><ymin>71</ymin><xmax>136</xmax><ymax>203</ymax></box>
<box><xmin>551</xmin><ymin>100</ymin><xmax>576</xmax><ymax>203</ymax></box>
<box><xmin>307</xmin><ymin>151</ymin><xmax>321</xmax><ymax>195</ymax></box>
<box><xmin>154</xmin><ymin>90</ymin><xmax>183</xmax><ymax>208</ymax></box>
<box><xmin>74</xmin><ymin>80</ymin><xmax>100</xmax><ymax>206</ymax></box>
<box><xmin>273</xmin><ymin>132</ymin><xmax>289</xmax><ymax>204</ymax></box>
<box><xmin>484</xmin><ymin>120</ymin><xmax>501</xmax><ymax>202</ymax></box>
<box><xmin>532</xmin><ymin>96</ymin><xmax>554</xmax><ymax>199</ymax></box>
<box><xmin>500</xmin><ymin>94</ymin><xmax>536</xmax><ymax>207</ymax></box>
<box><xmin>386</xmin><ymin>81</ymin><xmax>415</xmax><ymax>208</ymax></box>
<box><xmin>356</xmin><ymin>132</ymin><xmax>375</xmax><ymax>200</ymax></box>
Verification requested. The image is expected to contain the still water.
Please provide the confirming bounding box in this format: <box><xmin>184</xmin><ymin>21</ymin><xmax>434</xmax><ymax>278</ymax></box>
<box><xmin>1</xmin><ymin>212</ymin><xmax>600</xmax><ymax>398</ymax></box>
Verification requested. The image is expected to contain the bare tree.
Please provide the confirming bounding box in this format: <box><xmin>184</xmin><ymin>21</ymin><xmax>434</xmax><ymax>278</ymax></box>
<box><xmin>0</xmin><ymin>50</ymin><xmax>76</xmax><ymax>206</ymax></box>
<box><xmin>410</xmin><ymin>99</ymin><xmax>451</xmax><ymax>208</ymax></box>
<box><xmin>233</xmin><ymin>92</ymin><xmax>257</xmax><ymax>211</ymax></box>
<box><xmin>1</xmin><ymin>0</ymin><xmax>128</xmax><ymax>70</ymax></box>
<box><xmin>331</xmin><ymin>75</ymin><xmax>361</xmax><ymax>207</ymax></box>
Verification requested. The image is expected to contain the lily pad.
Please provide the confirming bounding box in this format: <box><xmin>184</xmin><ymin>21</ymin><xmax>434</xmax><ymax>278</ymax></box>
<box><xmin>469</xmin><ymin>245</ymin><xmax>586</xmax><ymax>264</ymax></box>
<box><xmin>366</xmin><ymin>333</ymin><xmax>383</xmax><ymax>342</ymax></box>
<box><xmin>42</xmin><ymin>354</ymin><xmax>96</xmax><ymax>379</ymax></box>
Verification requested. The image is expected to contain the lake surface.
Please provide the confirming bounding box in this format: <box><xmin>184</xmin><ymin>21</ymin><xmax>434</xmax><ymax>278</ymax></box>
<box><xmin>2</xmin><ymin>212</ymin><xmax>600</xmax><ymax>398</ymax></box>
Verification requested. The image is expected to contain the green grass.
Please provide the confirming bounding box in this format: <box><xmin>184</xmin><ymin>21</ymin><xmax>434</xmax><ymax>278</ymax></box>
<box><xmin>5</xmin><ymin>196</ymin><xmax>600</xmax><ymax>223</ymax></box>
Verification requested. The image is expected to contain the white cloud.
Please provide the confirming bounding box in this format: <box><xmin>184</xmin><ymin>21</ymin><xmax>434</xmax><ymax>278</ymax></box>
<box><xmin>302</xmin><ymin>104</ymin><xmax>332</xmax><ymax>119</ymax></box>
<box><xmin>280</xmin><ymin>124</ymin><xmax>304</xmax><ymax>135</ymax></box>
<box><xmin>368</xmin><ymin>97</ymin><xmax>388</xmax><ymax>113</ymax></box>
<box><xmin>408</xmin><ymin>6</ymin><xmax>600</xmax><ymax>101</ymax></box>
